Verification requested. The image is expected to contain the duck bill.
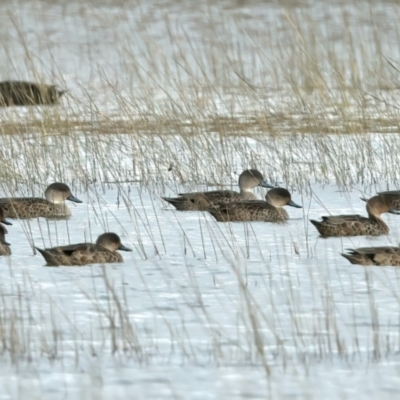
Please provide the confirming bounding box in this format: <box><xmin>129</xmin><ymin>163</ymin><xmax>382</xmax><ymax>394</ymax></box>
<box><xmin>260</xmin><ymin>180</ymin><xmax>275</xmax><ymax>189</ymax></box>
<box><xmin>1</xmin><ymin>218</ymin><xmax>12</xmax><ymax>226</ymax></box>
<box><xmin>3</xmin><ymin>241</ymin><xmax>10</xmax><ymax>246</ymax></box>
<box><xmin>67</xmin><ymin>194</ymin><xmax>83</xmax><ymax>203</ymax></box>
<box><xmin>388</xmin><ymin>208</ymin><xmax>400</xmax><ymax>215</ymax></box>
<box><xmin>119</xmin><ymin>244</ymin><xmax>132</xmax><ymax>252</ymax></box>
<box><xmin>288</xmin><ymin>200</ymin><xmax>302</xmax><ymax>208</ymax></box>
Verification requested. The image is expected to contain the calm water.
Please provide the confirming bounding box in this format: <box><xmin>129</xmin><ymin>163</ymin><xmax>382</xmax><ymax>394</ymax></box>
<box><xmin>0</xmin><ymin>183</ymin><xmax>398</xmax><ymax>398</ymax></box>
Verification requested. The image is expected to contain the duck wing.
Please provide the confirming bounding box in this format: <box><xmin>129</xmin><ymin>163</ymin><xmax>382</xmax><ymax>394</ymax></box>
<box><xmin>350</xmin><ymin>246</ymin><xmax>400</xmax><ymax>255</ymax></box>
<box><xmin>208</xmin><ymin>200</ymin><xmax>278</xmax><ymax>222</ymax></box>
<box><xmin>320</xmin><ymin>214</ymin><xmax>368</xmax><ymax>224</ymax></box>
<box><xmin>50</xmin><ymin>242</ymin><xmax>92</xmax><ymax>256</ymax></box>
<box><xmin>180</xmin><ymin>190</ymin><xmax>239</xmax><ymax>203</ymax></box>
<box><xmin>214</xmin><ymin>200</ymin><xmax>273</xmax><ymax>211</ymax></box>
<box><xmin>377</xmin><ymin>190</ymin><xmax>400</xmax><ymax>196</ymax></box>
<box><xmin>343</xmin><ymin>246</ymin><xmax>400</xmax><ymax>266</ymax></box>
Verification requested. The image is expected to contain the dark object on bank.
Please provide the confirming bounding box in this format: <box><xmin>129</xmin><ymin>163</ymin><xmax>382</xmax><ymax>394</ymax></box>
<box><xmin>0</xmin><ymin>81</ymin><xmax>66</xmax><ymax>106</ymax></box>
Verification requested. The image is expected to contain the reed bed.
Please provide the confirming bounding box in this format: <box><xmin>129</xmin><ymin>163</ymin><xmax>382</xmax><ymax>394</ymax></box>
<box><xmin>0</xmin><ymin>1</ymin><xmax>400</xmax><ymax>191</ymax></box>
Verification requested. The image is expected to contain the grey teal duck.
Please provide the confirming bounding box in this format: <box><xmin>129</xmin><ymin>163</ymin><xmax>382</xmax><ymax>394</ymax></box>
<box><xmin>342</xmin><ymin>246</ymin><xmax>400</xmax><ymax>266</ymax></box>
<box><xmin>0</xmin><ymin>208</ymin><xmax>11</xmax><ymax>256</ymax></box>
<box><xmin>0</xmin><ymin>182</ymin><xmax>82</xmax><ymax>219</ymax></box>
<box><xmin>361</xmin><ymin>190</ymin><xmax>400</xmax><ymax>211</ymax></box>
<box><xmin>36</xmin><ymin>232</ymin><xmax>132</xmax><ymax>267</ymax></box>
<box><xmin>310</xmin><ymin>194</ymin><xmax>398</xmax><ymax>237</ymax></box>
<box><xmin>162</xmin><ymin>169</ymin><xmax>273</xmax><ymax>211</ymax></box>
<box><xmin>206</xmin><ymin>188</ymin><xmax>302</xmax><ymax>222</ymax></box>
<box><xmin>0</xmin><ymin>81</ymin><xmax>66</xmax><ymax>106</ymax></box>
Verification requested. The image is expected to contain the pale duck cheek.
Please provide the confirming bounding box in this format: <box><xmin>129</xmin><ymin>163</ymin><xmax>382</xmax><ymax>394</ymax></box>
<box><xmin>46</xmin><ymin>193</ymin><xmax>64</xmax><ymax>204</ymax></box>
<box><xmin>52</xmin><ymin>198</ymin><xmax>64</xmax><ymax>204</ymax></box>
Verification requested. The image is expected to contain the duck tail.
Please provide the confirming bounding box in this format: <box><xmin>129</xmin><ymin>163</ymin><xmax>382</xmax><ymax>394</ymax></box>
<box><xmin>35</xmin><ymin>247</ymin><xmax>56</xmax><ymax>266</ymax></box>
<box><xmin>341</xmin><ymin>252</ymin><xmax>357</xmax><ymax>264</ymax></box>
<box><xmin>36</xmin><ymin>247</ymin><xmax>50</xmax><ymax>260</ymax></box>
<box><xmin>341</xmin><ymin>251</ymin><xmax>371</xmax><ymax>265</ymax></box>
<box><xmin>309</xmin><ymin>219</ymin><xmax>321</xmax><ymax>228</ymax></box>
<box><xmin>162</xmin><ymin>197</ymin><xmax>183</xmax><ymax>209</ymax></box>
<box><xmin>35</xmin><ymin>247</ymin><xmax>46</xmax><ymax>256</ymax></box>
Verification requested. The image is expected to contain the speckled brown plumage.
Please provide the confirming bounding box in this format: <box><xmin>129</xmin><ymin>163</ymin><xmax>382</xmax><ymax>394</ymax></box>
<box><xmin>342</xmin><ymin>246</ymin><xmax>400</xmax><ymax>266</ymax></box>
<box><xmin>0</xmin><ymin>81</ymin><xmax>66</xmax><ymax>106</ymax></box>
<box><xmin>206</xmin><ymin>188</ymin><xmax>302</xmax><ymax>222</ymax></box>
<box><xmin>0</xmin><ymin>207</ymin><xmax>12</xmax><ymax>226</ymax></box>
<box><xmin>162</xmin><ymin>169</ymin><xmax>272</xmax><ymax>211</ymax></box>
<box><xmin>36</xmin><ymin>232</ymin><xmax>132</xmax><ymax>267</ymax></box>
<box><xmin>163</xmin><ymin>190</ymin><xmax>260</xmax><ymax>211</ymax></box>
<box><xmin>374</xmin><ymin>191</ymin><xmax>400</xmax><ymax>210</ymax></box>
<box><xmin>0</xmin><ymin>182</ymin><xmax>82</xmax><ymax>219</ymax></box>
<box><xmin>0</xmin><ymin>224</ymin><xmax>11</xmax><ymax>256</ymax></box>
<box><xmin>0</xmin><ymin>198</ymin><xmax>72</xmax><ymax>218</ymax></box>
<box><xmin>310</xmin><ymin>195</ymin><xmax>395</xmax><ymax>237</ymax></box>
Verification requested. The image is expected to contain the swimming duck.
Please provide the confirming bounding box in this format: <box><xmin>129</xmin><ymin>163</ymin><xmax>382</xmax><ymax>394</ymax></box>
<box><xmin>361</xmin><ymin>190</ymin><xmax>400</xmax><ymax>210</ymax></box>
<box><xmin>0</xmin><ymin>81</ymin><xmax>66</xmax><ymax>106</ymax></box>
<box><xmin>0</xmin><ymin>182</ymin><xmax>82</xmax><ymax>219</ymax></box>
<box><xmin>310</xmin><ymin>194</ymin><xmax>397</xmax><ymax>237</ymax></box>
<box><xmin>36</xmin><ymin>232</ymin><xmax>132</xmax><ymax>267</ymax></box>
<box><xmin>162</xmin><ymin>169</ymin><xmax>273</xmax><ymax>211</ymax></box>
<box><xmin>0</xmin><ymin>221</ymin><xmax>11</xmax><ymax>256</ymax></box>
<box><xmin>341</xmin><ymin>246</ymin><xmax>400</xmax><ymax>266</ymax></box>
<box><xmin>0</xmin><ymin>207</ymin><xmax>12</xmax><ymax>227</ymax></box>
<box><xmin>206</xmin><ymin>188</ymin><xmax>302</xmax><ymax>222</ymax></box>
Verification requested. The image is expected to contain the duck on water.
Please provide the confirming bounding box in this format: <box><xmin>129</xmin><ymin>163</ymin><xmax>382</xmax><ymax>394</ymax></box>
<box><xmin>162</xmin><ymin>169</ymin><xmax>273</xmax><ymax>211</ymax></box>
<box><xmin>36</xmin><ymin>233</ymin><xmax>132</xmax><ymax>267</ymax></box>
<box><xmin>206</xmin><ymin>188</ymin><xmax>302</xmax><ymax>222</ymax></box>
<box><xmin>0</xmin><ymin>81</ymin><xmax>66</xmax><ymax>106</ymax></box>
<box><xmin>310</xmin><ymin>193</ymin><xmax>400</xmax><ymax>237</ymax></box>
<box><xmin>0</xmin><ymin>182</ymin><xmax>82</xmax><ymax>219</ymax></box>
